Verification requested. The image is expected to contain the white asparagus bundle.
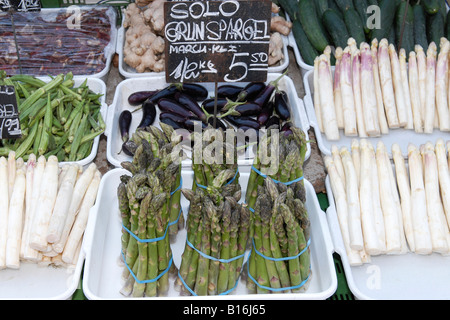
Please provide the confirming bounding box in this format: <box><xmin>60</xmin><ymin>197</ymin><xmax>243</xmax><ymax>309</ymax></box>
<box><xmin>392</xmin><ymin>143</ymin><xmax>415</xmax><ymax>252</ymax></box>
<box><xmin>435</xmin><ymin>39</ymin><xmax>450</xmax><ymax>131</ymax></box>
<box><xmin>8</xmin><ymin>151</ymin><xmax>15</xmax><ymax>200</ymax></box>
<box><xmin>318</xmin><ymin>54</ymin><xmax>340</xmax><ymax>141</ymax></box>
<box><xmin>399</xmin><ymin>48</ymin><xmax>414</xmax><ymax>130</ymax></box>
<box><xmin>324</xmin><ymin>156</ymin><xmax>362</xmax><ymax>266</ymax></box>
<box><xmin>351</xmin><ymin>49</ymin><xmax>368</xmax><ymax>138</ymax></box>
<box><xmin>53</xmin><ymin>163</ymin><xmax>97</xmax><ymax>253</ymax></box>
<box><xmin>29</xmin><ymin>156</ymin><xmax>59</xmax><ymax>252</ymax></box>
<box><xmin>388</xmin><ymin>44</ymin><xmax>408</xmax><ymax>127</ymax></box>
<box><xmin>19</xmin><ymin>154</ymin><xmax>36</xmax><ymax>260</ymax></box>
<box><xmin>435</xmin><ymin>139</ymin><xmax>450</xmax><ymax>230</ymax></box>
<box><xmin>313</xmin><ymin>56</ymin><xmax>324</xmax><ymax>133</ymax></box>
<box><xmin>408</xmin><ymin>51</ymin><xmax>424</xmax><ymax>133</ymax></box>
<box><xmin>340</xmin><ymin>47</ymin><xmax>358</xmax><ymax>136</ymax></box>
<box><xmin>415</xmin><ymin>45</ymin><xmax>427</xmax><ymax>125</ymax></box>
<box><xmin>371</xmin><ymin>39</ymin><xmax>389</xmax><ymax>135</ymax></box>
<box><xmin>62</xmin><ymin>170</ymin><xmax>101</xmax><ymax>264</ymax></box>
<box><xmin>340</xmin><ymin>147</ymin><xmax>364</xmax><ymax>250</ymax></box>
<box><xmin>334</xmin><ymin>47</ymin><xmax>345</xmax><ymax>129</ymax></box>
<box><xmin>408</xmin><ymin>144</ymin><xmax>433</xmax><ymax>254</ymax></box>
<box><xmin>376</xmin><ymin>141</ymin><xmax>402</xmax><ymax>254</ymax></box>
<box><xmin>422</xmin><ymin>143</ymin><xmax>449</xmax><ymax>253</ymax></box>
<box><xmin>5</xmin><ymin>165</ymin><xmax>26</xmax><ymax>269</ymax></box>
<box><xmin>359</xmin><ymin>139</ymin><xmax>383</xmax><ymax>255</ymax></box>
<box><xmin>378</xmin><ymin>39</ymin><xmax>400</xmax><ymax>128</ymax></box>
<box><xmin>360</xmin><ymin>42</ymin><xmax>381</xmax><ymax>136</ymax></box>
<box><xmin>0</xmin><ymin>157</ymin><xmax>9</xmax><ymax>269</ymax></box>
<box><xmin>424</xmin><ymin>42</ymin><xmax>437</xmax><ymax>133</ymax></box>
<box><xmin>331</xmin><ymin>144</ymin><xmax>346</xmax><ymax>189</ymax></box>
<box><xmin>351</xmin><ymin>139</ymin><xmax>361</xmax><ymax>187</ymax></box>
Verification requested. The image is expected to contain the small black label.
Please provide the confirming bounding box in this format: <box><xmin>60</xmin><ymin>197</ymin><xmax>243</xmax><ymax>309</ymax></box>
<box><xmin>0</xmin><ymin>85</ymin><xmax>22</xmax><ymax>139</ymax></box>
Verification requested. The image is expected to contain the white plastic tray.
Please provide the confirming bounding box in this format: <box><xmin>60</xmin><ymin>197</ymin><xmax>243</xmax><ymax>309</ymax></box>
<box><xmin>82</xmin><ymin>168</ymin><xmax>337</xmax><ymax>300</ymax></box>
<box><xmin>303</xmin><ymin>69</ymin><xmax>450</xmax><ymax>158</ymax></box>
<box><xmin>324</xmin><ymin>175</ymin><xmax>450</xmax><ymax>300</ymax></box>
<box><xmin>105</xmin><ymin>73</ymin><xmax>311</xmax><ymax>168</ymax></box>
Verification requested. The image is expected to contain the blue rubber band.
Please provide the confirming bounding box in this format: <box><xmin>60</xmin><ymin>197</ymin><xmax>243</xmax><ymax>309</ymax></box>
<box><xmin>170</xmin><ymin>177</ymin><xmax>183</xmax><ymax>196</ymax></box>
<box><xmin>121</xmin><ymin>250</ymin><xmax>173</xmax><ymax>284</ymax></box>
<box><xmin>251</xmin><ymin>166</ymin><xmax>303</xmax><ymax>186</ymax></box>
<box><xmin>251</xmin><ymin>238</ymin><xmax>311</xmax><ymax>262</ymax></box>
<box><xmin>196</xmin><ymin>168</ymin><xmax>239</xmax><ymax>190</ymax></box>
<box><xmin>186</xmin><ymin>237</ymin><xmax>246</xmax><ymax>263</ymax></box>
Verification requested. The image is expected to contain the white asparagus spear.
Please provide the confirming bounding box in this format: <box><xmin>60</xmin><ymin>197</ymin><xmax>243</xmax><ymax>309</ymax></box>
<box><xmin>5</xmin><ymin>165</ymin><xmax>26</xmax><ymax>269</ymax></box>
<box><xmin>62</xmin><ymin>170</ymin><xmax>101</xmax><ymax>264</ymax></box>
<box><xmin>359</xmin><ymin>139</ymin><xmax>383</xmax><ymax>255</ymax></box>
<box><xmin>53</xmin><ymin>163</ymin><xmax>97</xmax><ymax>253</ymax></box>
<box><xmin>424</xmin><ymin>42</ymin><xmax>437</xmax><ymax>133</ymax></box>
<box><xmin>351</xmin><ymin>139</ymin><xmax>361</xmax><ymax>187</ymax></box>
<box><xmin>360</xmin><ymin>42</ymin><xmax>381</xmax><ymax>136</ymax></box>
<box><xmin>331</xmin><ymin>144</ymin><xmax>346</xmax><ymax>189</ymax></box>
<box><xmin>423</xmin><ymin>143</ymin><xmax>449</xmax><ymax>253</ymax></box>
<box><xmin>0</xmin><ymin>157</ymin><xmax>9</xmax><ymax>269</ymax></box>
<box><xmin>318</xmin><ymin>54</ymin><xmax>340</xmax><ymax>141</ymax></box>
<box><xmin>58</xmin><ymin>164</ymin><xmax>69</xmax><ymax>190</ymax></box>
<box><xmin>351</xmin><ymin>49</ymin><xmax>367</xmax><ymax>138</ymax></box>
<box><xmin>313</xmin><ymin>56</ymin><xmax>324</xmax><ymax>133</ymax></box>
<box><xmin>408</xmin><ymin>144</ymin><xmax>433</xmax><ymax>254</ymax></box>
<box><xmin>376</xmin><ymin>141</ymin><xmax>402</xmax><ymax>254</ymax></box>
<box><xmin>399</xmin><ymin>48</ymin><xmax>414</xmax><ymax>130</ymax></box>
<box><xmin>340</xmin><ymin>47</ymin><xmax>358</xmax><ymax>136</ymax></box>
<box><xmin>447</xmin><ymin>141</ymin><xmax>450</xmax><ymax>169</ymax></box>
<box><xmin>408</xmin><ymin>51</ymin><xmax>424</xmax><ymax>133</ymax></box>
<box><xmin>371</xmin><ymin>39</ymin><xmax>389</xmax><ymax>135</ymax></box>
<box><xmin>340</xmin><ymin>147</ymin><xmax>364</xmax><ymax>250</ymax></box>
<box><xmin>334</xmin><ymin>47</ymin><xmax>345</xmax><ymax>129</ymax></box>
<box><xmin>19</xmin><ymin>154</ymin><xmax>36</xmax><ymax>260</ymax></box>
<box><xmin>435</xmin><ymin>139</ymin><xmax>450</xmax><ymax>230</ymax></box>
<box><xmin>324</xmin><ymin>156</ymin><xmax>363</xmax><ymax>266</ymax></box>
<box><xmin>7</xmin><ymin>151</ymin><xmax>15</xmax><ymax>200</ymax></box>
<box><xmin>47</xmin><ymin>164</ymin><xmax>80</xmax><ymax>244</ymax></box>
<box><xmin>21</xmin><ymin>155</ymin><xmax>45</xmax><ymax>261</ymax></box>
<box><xmin>392</xmin><ymin>143</ymin><xmax>415</xmax><ymax>252</ymax></box>
<box><xmin>416</xmin><ymin>45</ymin><xmax>427</xmax><ymax>125</ymax></box>
<box><xmin>388</xmin><ymin>44</ymin><xmax>408</xmax><ymax>127</ymax></box>
<box><xmin>435</xmin><ymin>39</ymin><xmax>450</xmax><ymax>131</ymax></box>
<box><xmin>378</xmin><ymin>39</ymin><xmax>400</xmax><ymax>128</ymax></box>
<box><xmin>29</xmin><ymin>156</ymin><xmax>59</xmax><ymax>252</ymax></box>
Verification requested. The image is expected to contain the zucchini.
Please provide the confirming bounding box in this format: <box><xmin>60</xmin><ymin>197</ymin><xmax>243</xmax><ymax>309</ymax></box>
<box><xmin>344</xmin><ymin>8</ymin><xmax>367</xmax><ymax>46</ymax></box>
<box><xmin>427</xmin><ymin>9</ymin><xmax>445</xmax><ymax>47</ymax></box>
<box><xmin>370</xmin><ymin>0</ymin><xmax>398</xmax><ymax>41</ymax></box>
<box><xmin>291</xmin><ymin>19</ymin><xmax>319</xmax><ymax>66</ymax></box>
<box><xmin>422</xmin><ymin>0</ymin><xmax>441</xmax><ymax>15</ymax></box>
<box><xmin>395</xmin><ymin>1</ymin><xmax>415</xmax><ymax>55</ymax></box>
<box><xmin>334</xmin><ymin>0</ymin><xmax>353</xmax><ymax>12</ymax></box>
<box><xmin>297</xmin><ymin>0</ymin><xmax>330</xmax><ymax>52</ymax></box>
<box><xmin>322</xmin><ymin>8</ymin><xmax>350</xmax><ymax>49</ymax></box>
<box><xmin>314</xmin><ymin>0</ymin><xmax>329</xmax><ymax>18</ymax></box>
<box><xmin>413</xmin><ymin>4</ymin><xmax>429</xmax><ymax>52</ymax></box>
<box><xmin>353</xmin><ymin>0</ymin><xmax>370</xmax><ymax>34</ymax></box>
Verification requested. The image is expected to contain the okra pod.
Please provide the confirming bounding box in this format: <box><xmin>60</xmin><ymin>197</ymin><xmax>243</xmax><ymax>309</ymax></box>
<box><xmin>69</xmin><ymin>114</ymin><xmax>88</xmax><ymax>161</ymax></box>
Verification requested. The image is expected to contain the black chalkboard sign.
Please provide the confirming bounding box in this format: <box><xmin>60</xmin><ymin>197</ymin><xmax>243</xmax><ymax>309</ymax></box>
<box><xmin>0</xmin><ymin>85</ymin><xmax>21</xmax><ymax>139</ymax></box>
<box><xmin>0</xmin><ymin>0</ymin><xmax>41</xmax><ymax>12</ymax></box>
<box><xmin>164</xmin><ymin>0</ymin><xmax>272</xmax><ymax>83</ymax></box>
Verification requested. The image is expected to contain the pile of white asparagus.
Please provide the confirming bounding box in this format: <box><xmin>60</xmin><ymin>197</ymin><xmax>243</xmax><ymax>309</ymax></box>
<box><xmin>325</xmin><ymin>138</ymin><xmax>450</xmax><ymax>266</ymax></box>
<box><xmin>0</xmin><ymin>151</ymin><xmax>101</xmax><ymax>270</ymax></box>
<box><xmin>314</xmin><ymin>37</ymin><xmax>450</xmax><ymax>141</ymax></box>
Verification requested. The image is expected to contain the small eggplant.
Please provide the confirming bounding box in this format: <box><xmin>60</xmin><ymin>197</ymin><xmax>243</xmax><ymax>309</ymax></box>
<box><xmin>274</xmin><ymin>90</ymin><xmax>291</xmax><ymax>120</ymax></box>
<box><xmin>252</xmin><ymin>71</ymin><xmax>288</xmax><ymax>107</ymax></box>
<box><xmin>238</xmin><ymin>82</ymin><xmax>266</xmax><ymax>101</ymax></box>
<box><xmin>229</xmin><ymin>102</ymin><xmax>262</xmax><ymax>117</ymax></box>
<box><xmin>118</xmin><ymin>110</ymin><xmax>132</xmax><ymax>142</ymax></box>
<box><xmin>128</xmin><ymin>90</ymin><xmax>158</xmax><ymax>106</ymax></box>
<box><xmin>225</xmin><ymin>115</ymin><xmax>261</xmax><ymax>130</ymax></box>
<box><xmin>281</xmin><ymin>122</ymin><xmax>293</xmax><ymax>136</ymax></box>
<box><xmin>174</xmin><ymin>92</ymin><xmax>207</xmax><ymax>122</ymax></box>
<box><xmin>184</xmin><ymin>118</ymin><xmax>208</xmax><ymax>131</ymax></box>
<box><xmin>158</xmin><ymin>98</ymin><xmax>196</xmax><ymax>119</ymax></box>
<box><xmin>257</xmin><ymin>99</ymin><xmax>274</xmax><ymax>126</ymax></box>
<box><xmin>265</xmin><ymin>115</ymin><xmax>280</xmax><ymax>129</ymax></box>
<box><xmin>217</xmin><ymin>84</ymin><xmax>243</xmax><ymax>101</ymax></box>
<box><xmin>174</xmin><ymin>83</ymin><xmax>208</xmax><ymax>101</ymax></box>
<box><xmin>122</xmin><ymin>140</ymin><xmax>138</xmax><ymax>156</ymax></box>
<box><xmin>159</xmin><ymin>112</ymin><xmax>188</xmax><ymax>124</ymax></box>
<box><xmin>137</xmin><ymin>100</ymin><xmax>157</xmax><ymax>129</ymax></box>
<box><xmin>207</xmin><ymin>116</ymin><xmax>227</xmax><ymax>130</ymax></box>
<box><xmin>202</xmin><ymin>98</ymin><xmax>229</xmax><ymax>114</ymax></box>
<box><xmin>148</xmin><ymin>85</ymin><xmax>178</xmax><ymax>103</ymax></box>
<box><xmin>160</xmin><ymin>117</ymin><xmax>184</xmax><ymax>130</ymax></box>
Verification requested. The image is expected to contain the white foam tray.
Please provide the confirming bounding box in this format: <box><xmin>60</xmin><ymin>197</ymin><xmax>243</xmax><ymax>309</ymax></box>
<box><xmin>82</xmin><ymin>168</ymin><xmax>337</xmax><ymax>300</ymax></box>
<box><xmin>303</xmin><ymin>69</ymin><xmax>450</xmax><ymax>158</ymax></box>
<box><xmin>105</xmin><ymin>73</ymin><xmax>311</xmax><ymax>168</ymax></box>
<box><xmin>324</xmin><ymin>175</ymin><xmax>450</xmax><ymax>300</ymax></box>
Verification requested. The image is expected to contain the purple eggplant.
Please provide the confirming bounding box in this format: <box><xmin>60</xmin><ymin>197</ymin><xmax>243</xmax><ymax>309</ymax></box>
<box><xmin>220</xmin><ymin>102</ymin><xmax>262</xmax><ymax>118</ymax></box>
<box><xmin>118</xmin><ymin>110</ymin><xmax>132</xmax><ymax>142</ymax></box>
<box><xmin>137</xmin><ymin>100</ymin><xmax>157</xmax><ymax>129</ymax></box>
<box><xmin>128</xmin><ymin>90</ymin><xmax>158</xmax><ymax>106</ymax></box>
<box><xmin>174</xmin><ymin>92</ymin><xmax>207</xmax><ymax>122</ymax></box>
<box><xmin>174</xmin><ymin>83</ymin><xmax>208</xmax><ymax>101</ymax></box>
<box><xmin>122</xmin><ymin>140</ymin><xmax>138</xmax><ymax>156</ymax></box>
<box><xmin>160</xmin><ymin>117</ymin><xmax>184</xmax><ymax>130</ymax></box>
<box><xmin>184</xmin><ymin>118</ymin><xmax>208</xmax><ymax>131</ymax></box>
<box><xmin>148</xmin><ymin>85</ymin><xmax>178</xmax><ymax>103</ymax></box>
<box><xmin>257</xmin><ymin>99</ymin><xmax>274</xmax><ymax>126</ymax></box>
<box><xmin>158</xmin><ymin>98</ymin><xmax>196</xmax><ymax>119</ymax></box>
<box><xmin>238</xmin><ymin>82</ymin><xmax>266</xmax><ymax>101</ymax></box>
<box><xmin>202</xmin><ymin>98</ymin><xmax>229</xmax><ymax>114</ymax></box>
<box><xmin>207</xmin><ymin>116</ymin><xmax>227</xmax><ymax>130</ymax></box>
<box><xmin>265</xmin><ymin>115</ymin><xmax>280</xmax><ymax>129</ymax></box>
<box><xmin>274</xmin><ymin>90</ymin><xmax>291</xmax><ymax>120</ymax></box>
<box><xmin>252</xmin><ymin>71</ymin><xmax>288</xmax><ymax>107</ymax></box>
<box><xmin>281</xmin><ymin>122</ymin><xmax>293</xmax><ymax>136</ymax></box>
<box><xmin>217</xmin><ymin>84</ymin><xmax>243</xmax><ymax>101</ymax></box>
<box><xmin>159</xmin><ymin>112</ymin><xmax>188</xmax><ymax>124</ymax></box>
<box><xmin>225</xmin><ymin>115</ymin><xmax>261</xmax><ymax>130</ymax></box>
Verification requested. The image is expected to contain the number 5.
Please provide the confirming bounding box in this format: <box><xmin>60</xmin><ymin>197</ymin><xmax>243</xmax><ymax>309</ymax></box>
<box><xmin>224</xmin><ymin>53</ymin><xmax>248</xmax><ymax>82</ymax></box>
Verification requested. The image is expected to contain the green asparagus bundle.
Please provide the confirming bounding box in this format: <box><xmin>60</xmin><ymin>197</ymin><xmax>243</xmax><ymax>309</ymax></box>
<box><xmin>0</xmin><ymin>71</ymin><xmax>105</xmax><ymax>161</ymax></box>
<box><xmin>246</xmin><ymin>177</ymin><xmax>310</xmax><ymax>294</ymax></box>
<box><xmin>175</xmin><ymin>169</ymin><xmax>251</xmax><ymax>296</ymax></box>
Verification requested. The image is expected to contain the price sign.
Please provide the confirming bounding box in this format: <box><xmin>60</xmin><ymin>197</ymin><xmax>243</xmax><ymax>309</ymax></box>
<box><xmin>0</xmin><ymin>85</ymin><xmax>21</xmax><ymax>139</ymax></box>
<box><xmin>0</xmin><ymin>0</ymin><xmax>41</xmax><ymax>12</ymax></box>
<box><xmin>164</xmin><ymin>0</ymin><xmax>272</xmax><ymax>83</ymax></box>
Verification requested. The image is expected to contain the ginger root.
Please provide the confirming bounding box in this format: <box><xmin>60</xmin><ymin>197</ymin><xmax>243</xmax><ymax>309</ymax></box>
<box><xmin>268</xmin><ymin>32</ymin><xmax>284</xmax><ymax>66</ymax></box>
<box><xmin>270</xmin><ymin>15</ymin><xmax>292</xmax><ymax>37</ymax></box>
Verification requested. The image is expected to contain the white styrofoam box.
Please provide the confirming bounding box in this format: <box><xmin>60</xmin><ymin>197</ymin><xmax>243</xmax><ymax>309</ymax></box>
<box><xmin>303</xmin><ymin>69</ymin><xmax>450</xmax><ymax>158</ymax></box>
<box><xmin>324</xmin><ymin>175</ymin><xmax>450</xmax><ymax>300</ymax></box>
<box><xmin>82</xmin><ymin>168</ymin><xmax>337</xmax><ymax>300</ymax></box>
<box><xmin>105</xmin><ymin>73</ymin><xmax>311</xmax><ymax>168</ymax></box>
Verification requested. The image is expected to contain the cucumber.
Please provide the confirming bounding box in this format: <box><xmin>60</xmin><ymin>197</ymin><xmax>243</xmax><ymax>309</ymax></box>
<box><xmin>388</xmin><ymin>25</ymin><xmax>397</xmax><ymax>50</ymax></box>
<box><xmin>413</xmin><ymin>4</ymin><xmax>429</xmax><ymax>51</ymax></box>
<box><xmin>297</xmin><ymin>0</ymin><xmax>330</xmax><ymax>52</ymax></box>
<box><xmin>334</xmin><ymin>0</ymin><xmax>353</xmax><ymax>12</ymax></box>
<box><xmin>427</xmin><ymin>9</ymin><xmax>445</xmax><ymax>47</ymax></box>
<box><xmin>353</xmin><ymin>0</ymin><xmax>370</xmax><ymax>34</ymax></box>
<box><xmin>395</xmin><ymin>1</ymin><xmax>415</xmax><ymax>55</ymax></box>
<box><xmin>370</xmin><ymin>0</ymin><xmax>398</xmax><ymax>41</ymax></box>
<box><xmin>328</xmin><ymin>0</ymin><xmax>344</xmax><ymax>18</ymax></box>
<box><xmin>322</xmin><ymin>8</ymin><xmax>350</xmax><ymax>49</ymax></box>
<box><xmin>343</xmin><ymin>8</ymin><xmax>367</xmax><ymax>46</ymax></box>
<box><xmin>291</xmin><ymin>19</ymin><xmax>319</xmax><ymax>66</ymax></box>
<box><xmin>277</xmin><ymin>0</ymin><xmax>300</xmax><ymax>21</ymax></box>
<box><xmin>367</xmin><ymin>0</ymin><xmax>378</xmax><ymax>6</ymax></box>
<box><xmin>314</xmin><ymin>0</ymin><xmax>329</xmax><ymax>18</ymax></box>
<box><xmin>446</xmin><ymin>10</ymin><xmax>450</xmax><ymax>40</ymax></box>
<box><xmin>422</xmin><ymin>0</ymin><xmax>441</xmax><ymax>15</ymax></box>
